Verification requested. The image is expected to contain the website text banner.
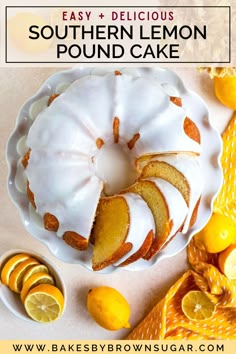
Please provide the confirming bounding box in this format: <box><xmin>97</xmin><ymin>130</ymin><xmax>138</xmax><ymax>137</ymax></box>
<box><xmin>0</xmin><ymin>340</ymin><xmax>235</xmax><ymax>354</ymax></box>
<box><xmin>1</xmin><ymin>4</ymin><xmax>232</xmax><ymax>67</ymax></box>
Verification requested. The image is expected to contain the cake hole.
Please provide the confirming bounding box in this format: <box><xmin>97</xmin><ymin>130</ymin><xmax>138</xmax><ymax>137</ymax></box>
<box><xmin>93</xmin><ymin>143</ymin><xmax>138</xmax><ymax>196</ymax></box>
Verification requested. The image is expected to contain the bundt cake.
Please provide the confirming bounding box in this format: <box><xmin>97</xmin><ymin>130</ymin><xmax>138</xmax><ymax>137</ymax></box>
<box><xmin>21</xmin><ymin>69</ymin><xmax>203</xmax><ymax>271</ymax></box>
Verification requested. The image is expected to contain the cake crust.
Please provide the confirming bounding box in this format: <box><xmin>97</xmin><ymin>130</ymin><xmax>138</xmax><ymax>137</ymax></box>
<box><xmin>63</xmin><ymin>232</ymin><xmax>88</xmax><ymax>251</ymax></box>
<box><xmin>118</xmin><ymin>230</ymin><xmax>154</xmax><ymax>267</ymax></box>
<box><xmin>26</xmin><ymin>181</ymin><xmax>36</xmax><ymax>208</ymax></box>
<box><xmin>92</xmin><ymin>242</ymin><xmax>133</xmax><ymax>271</ymax></box>
<box><xmin>170</xmin><ymin>96</ymin><xmax>201</xmax><ymax>144</ymax></box>
<box><xmin>22</xmin><ymin>149</ymin><xmax>31</xmax><ymax>169</ymax></box>
<box><xmin>44</xmin><ymin>213</ymin><xmax>59</xmax><ymax>232</ymax></box>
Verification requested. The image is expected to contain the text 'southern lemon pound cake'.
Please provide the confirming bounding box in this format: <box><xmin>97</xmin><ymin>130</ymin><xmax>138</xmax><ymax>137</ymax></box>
<box><xmin>21</xmin><ymin>70</ymin><xmax>203</xmax><ymax>271</ymax></box>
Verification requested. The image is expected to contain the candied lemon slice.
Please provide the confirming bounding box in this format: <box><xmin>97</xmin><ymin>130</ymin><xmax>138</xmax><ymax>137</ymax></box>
<box><xmin>21</xmin><ymin>272</ymin><xmax>55</xmax><ymax>303</ymax></box>
<box><xmin>218</xmin><ymin>244</ymin><xmax>236</xmax><ymax>280</ymax></box>
<box><xmin>1</xmin><ymin>253</ymin><xmax>30</xmax><ymax>286</ymax></box>
<box><xmin>181</xmin><ymin>290</ymin><xmax>216</xmax><ymax>321</ymax></box>
<box><xmin>8</xmin><ymin>258</ymin><xmax>39</xmax><ymax>293</ymax></box>
<box><xmin>24</xmin><ymin>284</ymin><xmax>64</xmax><ymax>323</ymax></box>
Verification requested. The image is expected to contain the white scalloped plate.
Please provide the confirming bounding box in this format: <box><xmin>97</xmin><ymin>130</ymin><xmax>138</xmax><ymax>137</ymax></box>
<box><xmin>6</xmin><ymin>68</ymin><xmax>223</xmax><ymax>273</ymax></box>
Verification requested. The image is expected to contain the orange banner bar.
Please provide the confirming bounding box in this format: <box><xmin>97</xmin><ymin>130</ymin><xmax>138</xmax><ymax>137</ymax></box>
<box><xmin>0</xmin><ymin>340</ymin><xmax>235</xmax><ymax>354</ymax></box>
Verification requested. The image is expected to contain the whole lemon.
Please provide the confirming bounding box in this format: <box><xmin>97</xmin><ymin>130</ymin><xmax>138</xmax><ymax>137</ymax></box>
<box><xmin>214</xmin><ymin>76</ymin><xmax>236</xmax><ymax>110</ymax></box>
<box><xmin>87</xmin><ymin>286</ymin><xmax>131</xmax><ymax>331</ymax></box>
<box><xmin>194</xmin><ymin>213</ymin><xmax>236</xmax><ymax>253</ymax></box>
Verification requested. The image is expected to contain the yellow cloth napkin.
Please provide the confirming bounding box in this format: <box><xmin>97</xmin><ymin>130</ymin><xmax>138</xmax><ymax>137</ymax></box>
<box><xmin>214</xmin><ymin>112</ymin><xmax>236</xmax><ymax>223</ymax></box>
<box><xmin>127</xmin><ymin>239</ymin><xmax>236</xmax><ymax>340</ymax></box>
<box><xmin>127</xmin><ymin>113</ymin><xmax>236</xmax><ymax>340</ymax></box>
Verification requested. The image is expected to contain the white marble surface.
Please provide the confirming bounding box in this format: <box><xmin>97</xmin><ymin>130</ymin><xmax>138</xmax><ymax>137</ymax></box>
<box><xmin>0</xmin><ymin>67</ymin><xmax>233</xmax><ymax>340</ymax></box>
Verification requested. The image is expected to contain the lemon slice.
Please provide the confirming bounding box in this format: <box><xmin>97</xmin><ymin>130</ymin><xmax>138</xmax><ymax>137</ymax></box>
<box><xmin>1</xmin><ymin>253</ymin><xmax>30</xmax><ymax>285</ymax></box>
<box><xmin>181</xmin><ymin>290</ymin><xmax>216</xmax><ymax>321</ymax></box>
<box><xmin>8</xmin><ymin>258</ymin><xmax>39</xmax><ymax>293</ymax></box>
<box><xmin>24</xmin><ymin>284</ymin><xmax>64</xmax><ymax>323</ymax></box>
<box><xmin>23</xmin><ymin>264</ymin><xmax>49</xmax><ymax>284</ymax></box>
<box><xmin>218</xmin><ymin>244</ymin><xmax>236</xmax><ymax>279</ymax></box>
<box><xmin>21</xmin><ymin>272</ymin><xmax>55</xmax><ymax>303</ymax></box>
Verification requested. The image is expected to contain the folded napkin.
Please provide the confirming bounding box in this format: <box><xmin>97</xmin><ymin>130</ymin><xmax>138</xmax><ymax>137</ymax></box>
<box><xmin>214</xmin><ymin>112</ymin><xmax>236</xmax><ymax>223</ymax></box>
<box><xmin>127</xmin><ymin>238</ymin><xmax>236</xmax><ymax>340</ymax></box>
<box><xmin>127</xmin><ymin>113</ymin><xmax>236</xmax><ymax>340</ymax></box>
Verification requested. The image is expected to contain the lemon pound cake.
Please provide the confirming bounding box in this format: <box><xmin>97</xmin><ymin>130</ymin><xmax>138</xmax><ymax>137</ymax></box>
<box><xmin>21</xmin><ymin>69</ymin><xmax>203</xmax><ymax>270</ymax></box>
<box><xmin>125</xmin><ymin>178</ymin><xmax>188</xmax><ymax>259</ymax></box>
<box><xmin>139</xmin><ymin>155</ymin><xmax>203</xmax><ymax>233</ymax></box>
<box><xmin>91</xmin><ymin>193</ymin><xmax>155</xmax><ymax>271</ymax></box>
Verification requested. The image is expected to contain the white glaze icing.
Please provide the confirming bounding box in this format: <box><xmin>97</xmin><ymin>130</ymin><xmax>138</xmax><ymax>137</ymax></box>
<box><xmin>151</xmin><ymin>155</ymin><xmax>203</xmax><ymax>233</ymax></box>
<box><xmin>113</xmin><ymin>193</ymin><xmax>155</xmax><ymax>266</ymax></box>
<box><xmin>145</xmin><ymin>177</ymin><xmax>188</xmax><ymax>247</ymax></box>
<box><xmin>26</xmin><ymin>151</ymin><xmax>103</xmax><ymax>238</ymax></box>
<box><xmin>134</xmin><ymin>101</ymin><xmax>200</xmax><ymax>157</ymax></box>
<box><xmin>27</xmin><ymin>95</ymin><xmax>97</xmax><ymax>155</ymax></box>
<box><xmin>25</xmin><ymin>71</ymin><xmax>200</xmax><ymax>242</ymax></box>
<box><xmin>28</xmin><ymin>73</ymin><xmax>200</xmax><ymax>153</ymax></box>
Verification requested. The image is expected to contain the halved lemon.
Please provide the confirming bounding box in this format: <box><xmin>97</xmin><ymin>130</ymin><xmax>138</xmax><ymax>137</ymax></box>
<box><xmin>24</xmin><ymin>284</ymin><xmax>64</xmax><ymax>323</ymax></box>
<box><xmin>218</xmin><ymin>244</ymin><xmax>236</xmax><ymax>279</ymax></box>
<box><xmin>23</xmin><ymin>264</ymin><xmax>49</xmax><ymax>284</ymax></box>
<box><xmin>181</xmin><ymin>290</ymin><xmax>216</xmax><ymax>321</ymax></box>
<box><xmin>1</xmin><ymin>253</ymin><xmax>30</xmax><ymax>285</ymax></box>
<box><xmin>21</xmin><ymin>272</ymin><xmax>55</xmax><ymax>303</ymax></box>
<box><xmin>8</xmin><ymin>258</ymin><xmax>39</xmax><ymax>293</ymax></box>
